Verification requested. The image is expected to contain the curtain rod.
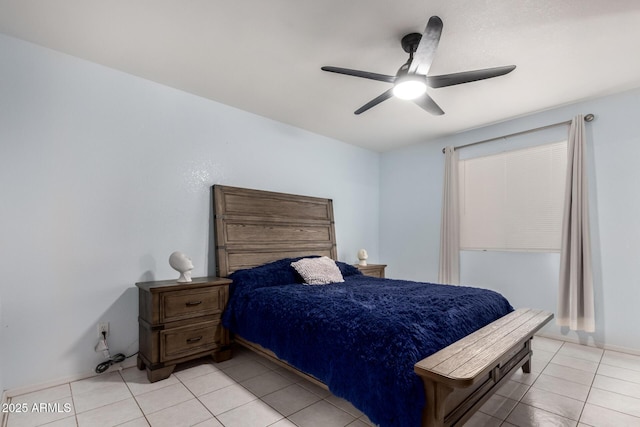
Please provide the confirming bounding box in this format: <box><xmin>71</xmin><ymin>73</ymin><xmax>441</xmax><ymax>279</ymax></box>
<box><xmin>442</xmin><ymin>113</ymin><xmax>595</xmax><ymax>154</ymax></box>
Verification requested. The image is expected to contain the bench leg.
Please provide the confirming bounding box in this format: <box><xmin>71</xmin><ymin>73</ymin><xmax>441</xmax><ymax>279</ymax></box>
<box><xmin>422</xmin><ymin>379</ymin><xmax>454</xmax><ymax>427</ymax></box>
<box><xmin>522</xmin><ymin>338</ymin><xmax>533</xmax><ymax>374</ymax></box>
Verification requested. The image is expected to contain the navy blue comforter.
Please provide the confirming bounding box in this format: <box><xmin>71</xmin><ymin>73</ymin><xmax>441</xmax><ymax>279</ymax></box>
<box><xmin>222</xmin><ymin>258</ymin><xmax>513</xmax><ymax>427</ymax></box>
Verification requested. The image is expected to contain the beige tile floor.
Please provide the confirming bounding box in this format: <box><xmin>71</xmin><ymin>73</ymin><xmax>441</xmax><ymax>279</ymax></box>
<box><xmin>5</xmin><ymin>337</ymin><xmax>640</xmax><ymax>427</ymax></box>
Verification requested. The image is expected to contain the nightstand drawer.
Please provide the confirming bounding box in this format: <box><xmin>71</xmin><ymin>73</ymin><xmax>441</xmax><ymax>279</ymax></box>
<box><xmin>355</xmin><ymin>264</ymin><xmax>386</xmax><ymax>278</ymax></box>
<box><xmin>160</xmin><ymin>320</ymin><xmax>221</xmax><ymax>361</ymax></box>
<box><xmin>161</xmin><ymin>287</ymin><xmax>225</xmax><ymax>322</ymax></box>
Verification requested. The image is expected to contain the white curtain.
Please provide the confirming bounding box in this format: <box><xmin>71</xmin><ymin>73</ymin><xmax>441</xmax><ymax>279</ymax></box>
<box><xmin>438</xmin><ymin>146</ymin><xmax>460</xmax><ymax>284</ymax></box>
<box><xmin>557</xmin><ymin>115</ymin><xmax>595</xmax><ymax>332</ymax></box>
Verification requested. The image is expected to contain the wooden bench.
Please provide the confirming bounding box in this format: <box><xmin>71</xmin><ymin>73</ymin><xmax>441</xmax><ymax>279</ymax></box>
<box><xmin>414</xmin><ymin>308</ymin><xmax>553</xmax><ymax>427</ymax></box>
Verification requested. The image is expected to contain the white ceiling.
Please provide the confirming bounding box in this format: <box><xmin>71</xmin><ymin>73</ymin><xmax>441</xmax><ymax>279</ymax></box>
<box><xmin>1</xmin><ymin>1</ymin><xmax>640</xmax><ymax>151</ymax></box>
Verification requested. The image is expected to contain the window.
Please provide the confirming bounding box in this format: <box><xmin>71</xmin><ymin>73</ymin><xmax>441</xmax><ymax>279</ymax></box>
<box><xmin>459</xmin><ymin>141</ymin><xmax>567</xmax><ymax>252</ymax></box>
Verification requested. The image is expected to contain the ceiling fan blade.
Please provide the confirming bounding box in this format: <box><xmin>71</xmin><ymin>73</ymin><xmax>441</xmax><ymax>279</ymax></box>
<box><xmin>321</xmin><ymin>66</ymin><xmax>396</xmax><ymax>83</ymax></box>
<box><xmin>427</xmin><ymin>65</ymin><xmax>516</xmax><ymax>88</ymax></box>
<box><xmin>354</xmin><ymin>89</ymin><xmax>394</xmax><ymax>115</ymax></box>
<box><xmin>409</xmin><ymin>16</ymin><xmax>443</xmax><ymax>75</ymax></box>
<box><xmin>413</xmin><ymin>92</ymin><xmax>444</xmax><ymax>115</ymax></box>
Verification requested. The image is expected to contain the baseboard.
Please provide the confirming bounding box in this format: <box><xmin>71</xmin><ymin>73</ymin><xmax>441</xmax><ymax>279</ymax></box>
<box><xmin>3</xmin><ymin>357</ymin><xmax>137</xmax><ymax>400</ymax></box>
<box><xmin>535</xmin><ymin>331</ymin><xmax>640</xmax><ymax>357</ymax></box>
<box><xmin>1</xmin><ymin>389</ymin><xmax>9</xmax><ymax>427</ymax></box>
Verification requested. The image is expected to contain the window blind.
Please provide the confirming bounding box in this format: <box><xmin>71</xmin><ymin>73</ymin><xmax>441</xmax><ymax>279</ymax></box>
<box><xmin>459</xmin><ymin>141</ymin><xmax>567</xmax><ymax>252</ymax></box>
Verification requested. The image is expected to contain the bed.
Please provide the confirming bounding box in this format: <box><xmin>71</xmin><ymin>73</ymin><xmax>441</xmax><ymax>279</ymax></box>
<box><xmin>212</xmin><ymin>185</ymin><xmax>552</xmax><ymax>427</ymax></box>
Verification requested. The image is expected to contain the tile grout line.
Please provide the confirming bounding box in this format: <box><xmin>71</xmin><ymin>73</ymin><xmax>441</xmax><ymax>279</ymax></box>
<box><xmin>221</xmin><ymin>363</ymin><xmax>359</xmax><ymax>427</ymax></box>
<box><xmin>116</xmin><ymin>368</ymin><xmax>150</xmax><ymax>427</ymax></box>
<box><xmin>495</xmin><ymin>338</ymin><xmax>561</xmax><ymax>425</ymax></box>
<box><xmin>503</xmin><ymin>339</ymin><xmax>560</xmax><ymax>423</ymax></box>
<box><xmin>235</xmin><ymin>351</ymin><xmax>368</xmax><ymax>425</ymax></box>
<box><xmin>203</xmin><ymin>357</ymin><xmax>286</xmax><ymax>426</ymax></box>
<box><xmin>219</xmin><ymin>354</ymin><xmax>348</xmax><ymax>426</ymax></box>
<box><xmin>575</xmin><ymin>344</ymin><xmax>606</xmax><ymax>425</ymax></box>
<box><xmin>69</xmin><ymin>382</ymin><xmax>79</xmax><ymax>427</ymax></box>
<box><xmin>580</xmin><ymin>372</ymin><xmax>640</xmax><ymax>422</ymax></box>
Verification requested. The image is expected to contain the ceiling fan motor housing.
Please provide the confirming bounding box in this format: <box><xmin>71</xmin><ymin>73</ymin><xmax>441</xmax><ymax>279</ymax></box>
<box><xmin>401</xmin><ymin>33</ymin><xmax>422</xmax><ymax>54</ymax></box>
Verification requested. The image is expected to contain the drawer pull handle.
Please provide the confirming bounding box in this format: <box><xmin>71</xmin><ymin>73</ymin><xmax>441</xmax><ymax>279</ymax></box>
<box><xmin>186</xmin><ymin>301</ymin><xmax>202</xmax><ymax>306</ymax></box>
<box><xmin>187</xmin><ymin>336</ymin><xmax>202</xmax><ymax>344</ymax></box>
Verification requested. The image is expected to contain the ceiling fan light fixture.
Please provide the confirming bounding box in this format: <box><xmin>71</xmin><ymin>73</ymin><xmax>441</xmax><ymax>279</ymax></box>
<box><xmin>392</xmin><ymin>76</ymin><xmax>427</xmax><ymax>100</ymax></box>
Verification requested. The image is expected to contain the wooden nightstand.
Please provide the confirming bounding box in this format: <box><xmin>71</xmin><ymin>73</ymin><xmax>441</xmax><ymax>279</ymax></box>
<box><xmin>136</xmin><ymin>276</ymin><xmax>232</xmax><ymax>382</ymax></box>
<box><xmin>355</xmin><ymin>264</ymin><xmax>387</xmax><ymax>278</ymax></box>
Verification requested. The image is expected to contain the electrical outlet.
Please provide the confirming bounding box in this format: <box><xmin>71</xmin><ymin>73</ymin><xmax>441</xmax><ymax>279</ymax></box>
<box><xmin>98</xmin><ymin>322</ymin><xmax>109</xmax><ymax>339</ymax></box>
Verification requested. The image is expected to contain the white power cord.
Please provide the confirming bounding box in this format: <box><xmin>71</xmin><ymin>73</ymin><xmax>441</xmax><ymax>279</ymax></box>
<box><xmin>94</xmin><ymin>337</ymin><xmax>110</xmax><ymax>359</ymax></box>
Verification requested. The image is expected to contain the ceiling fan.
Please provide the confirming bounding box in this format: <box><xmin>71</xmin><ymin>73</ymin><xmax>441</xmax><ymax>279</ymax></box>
<box><xmin>321</xmin><ymin>16</ymin><xmax>516</xmax><ymax>115</ymax></box>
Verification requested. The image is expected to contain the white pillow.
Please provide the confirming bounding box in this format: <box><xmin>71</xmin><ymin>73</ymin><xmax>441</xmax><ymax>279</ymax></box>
<box><xmin>291</xmin><ymin>256</ymin><xmax>345</xmax><ymax>285</ymax></box>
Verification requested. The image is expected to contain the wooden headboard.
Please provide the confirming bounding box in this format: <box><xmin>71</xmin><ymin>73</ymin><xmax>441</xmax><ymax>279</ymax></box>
<box><xmin>212</xmin><ymin>185</ymin><xmax>337</xmax><ymax>277</ymax></box>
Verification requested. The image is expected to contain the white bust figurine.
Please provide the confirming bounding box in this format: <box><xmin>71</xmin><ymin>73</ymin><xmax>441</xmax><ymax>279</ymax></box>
<box><xmin>169</xmin><ymin>251</ymin><xmax>194</xmax><ymax>283</ymax></box>
<box><xmin>357</xmin><ymin>249</ymin><xmax>368</xmax><ymax>266</ymax></box>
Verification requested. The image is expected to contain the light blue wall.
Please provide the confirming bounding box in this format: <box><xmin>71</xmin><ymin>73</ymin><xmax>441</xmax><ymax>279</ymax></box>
<box><xmin>0</xmin><ymin>34</ymin><xmax>380</xmax><ymax>391</ymax></box>
<box><xmin>0</xmin><ymin>293</ymin><xmax>3</xmax><ymax>398</ymax></box>
<box><xmin>381</xmin><ymin>87</ymin><xmax>640</xmax><ymax>353</ymax></box>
